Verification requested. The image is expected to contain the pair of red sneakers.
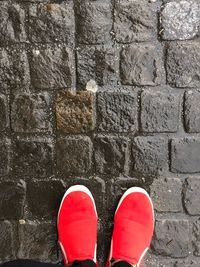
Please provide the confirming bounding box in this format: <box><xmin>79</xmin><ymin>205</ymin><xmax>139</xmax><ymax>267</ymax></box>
<box><xmin>57</xmin><ymin>185</ymin><xmax>154</xmax><ymax>267</ymax></box>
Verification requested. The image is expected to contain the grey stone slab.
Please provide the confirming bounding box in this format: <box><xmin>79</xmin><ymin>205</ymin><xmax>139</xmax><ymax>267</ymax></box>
<box><xmin>150</xmin><ymin>178</ymin><xmax>183</xmax><ymax>212</ymax></box>
<box><xmin>161</xmin><ymin>1</ymin><xmax>200</xmax><ymax>40</ymax></box>
<box><xmin>56</xmin><ymin>136</ymin><xmax>93</xmax><ymax>176</ymax></box>
<box><xmin>132</xmin><ymin>136</ymin><xmax>168</xmax><ymax>175</ymax></box>
<box><xmin>171</xmin><ymin>137</ymin><xmax>200</xmax><ymax>173</ymax></box>
<box><xmin>166</xmin><ymin>42</ymin><xmax>200</xmax><ymax>88</ymax></box>
<box><xmin>120</xmin><ymin>44</ymin><xmax>164</xmax><ymax>86</ymax></box>
<box><xmin>114</xmin><ymin>0</ymin><xmax>157</xmax><ymax>43</ymax></box>
<box><xmin>141</xmin><ymin>89</ymin><xmax>181</xmax><ymax>133</ymax></box>
<box><xmin>96</xmin><ymin>91</ymin><xmax>138</xmax><ymax>133</ymax></box>
<box><xmin>0</xmin><ymin>180</ymin><xmax>25</xmax><ymax>220</ymax></box>
<box><xmin>152</xmin><ymin>219</ymin><xmax>190</xmax><ymax>258</ymax></box>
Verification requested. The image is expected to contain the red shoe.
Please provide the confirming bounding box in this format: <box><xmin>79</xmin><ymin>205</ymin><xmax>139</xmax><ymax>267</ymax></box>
<box><xmin>57</xmin><ymin>185</ymin><xmax>98</xmax><ymax>266</ymax></box>
<box><xmin>107</xmin><ymin>187</ymin><xmax>154</xmax><ymax>267</ymax></box>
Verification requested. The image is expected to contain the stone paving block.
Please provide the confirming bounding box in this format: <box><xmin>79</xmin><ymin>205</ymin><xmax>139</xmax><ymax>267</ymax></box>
<box><xmin>152</xmin><ymin>219</ymin><xmax>190</xmax><ymax>258</ymax></box>
<box><xmin>13</xmin><ymin>138</ymin><xmax>54</xmax><ymax>178</ymax></box>
<box><xmin>142</xmin><ymin>253</ymin><xmax>175</xmax><ymax>267</ymax></box>
<box><xmin>141</xmin><ymin>89</ymin><xmax>180</xmax><ymax>133</ymax></box>
<box><xmin>175</xmin><ymin>260</ymin><xmax>200</xmax><ymax>267</ymax></box>
<box><xmin>0</xmin><ymin>221</ymin><xmax>14</xmax><ymax>260</ymax></box>
<box><xmin>166</xmin><ymin>42</ymin><xmax>200</xmax><ymax>88</ymax></box>
<box><xmin>0</xmin><ymin>47</ymin><xmax>30</xmax><ymax>92</ymax></box>
<box><xmin>56</xmin><ymin>136</ymin><xmax>92</xmax><ymax>175</ymax></box>
<box><xmin>56</xmin><ymin>91</ymin><xmax>94</xmax><ymax>134</ymax></box>
<box><xmin>94</xmin><ymin>135</ymin><xmax>130</xmax><ymax>176</ymax></box>
<box><xmin>192</xmin><ymin>218</ymin><xmax>200</xmax><ymax>257</ymax></box>
<box><xmin>114</xmin><ymin>0</ymin><xmax>156</xmax><ymax>43</ymax></box>
<box><xmin>132</xmin><ymin>136</ymin><xmax>168</xmax><ymax>175</ymax></box>
<box><xmin>75</xmin><ymin>0</ymin><xmax>111</xmax><ymax>44</ymax></box>
<box><xmin>26</xmin><ymin>180</ymin><xmax>65</xmax><ymax>220</ymax></box>
<box><xmin>184</xmin><ymin>90</ymin><xmax>200</xmax><ymax>133</ymax></box>
<box><xmin>0</xmin><ymin>180</ymin><xmax>25</xmax><ymax>220</ymax></box>
<box><xmin>77</xmin><ymin>45</ymin><xmax>119</xmax><ymax>87</ymax></box>
<box><xmin>0</xmin><ymin>94</ymin><xmax>8</xmax><ymax>132</ymax></box>
<box><xmin>150</xmin><ymin>178</ymin><xmax>183</xmax><ymax>212</ymax></box>
<box><xmin>11</xmin><ymin>92</ymin><xmax>52</xmax><ymax>133</ymax></box>
<box><xmin>30</xmin><ymin>46</ymin><xmax>75</xmax><ymax>90</ymax></box>
<box><xmin>120</xmin><ymin>44</ymin><xmax>164</xmax><ymax>86</ymax></box>
<box><xmin>0</xmin><ymin>138</ymin><xmax>10</xmax><ymax>175</ymax></box>
<box><xmin>96</xmin><ymin>91</ymin><xmax>138</xmax><ymax>133</ymax></box>
<box><xmin>183</xmin><ymin>177</ymin><xmax>200</xmax><ymax>215</ymax></box>
<box><xmin>0</xmin><ymin>2</ymin><xmax>27</xmax><ymax>44</ymax></box>
<box><xmin>18</xmin><ymin>221</ymin><xmax>58</xmax><ymax>262</ymax></box>
<box><xmin>29</xmin><ymin>3</ymin><xmax>74</xmax><ymax>44</ymax></box>
<box><xmin>161</xmin><ymin>0</ymin><xmax>200</xmax><ymax>40</ymax></box>
<box><xmin>171</xmin><ymin>137</ymin><xmax>200</xmax><ymax>173</ymax></box>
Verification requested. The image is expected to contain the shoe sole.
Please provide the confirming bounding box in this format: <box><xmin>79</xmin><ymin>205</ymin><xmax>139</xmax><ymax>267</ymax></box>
<box><xmin>108</xmin><ymin>187</ymin><xmax>154</xmax><ymax>267</ymax></box>
<box><xmin>57</xmin><ymin>185</ymin><xmax>98</xmax><ymax>264</ymax></box>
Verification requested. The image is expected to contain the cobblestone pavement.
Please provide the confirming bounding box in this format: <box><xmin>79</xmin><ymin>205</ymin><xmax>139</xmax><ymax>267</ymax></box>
<box><xmin>0</xmin><ymin>0</ymin><xmax>200</xmax><ymax>266</ymax></box>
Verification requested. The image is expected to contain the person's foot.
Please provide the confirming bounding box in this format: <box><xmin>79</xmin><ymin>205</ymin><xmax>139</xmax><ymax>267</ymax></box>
<box><xmin>107</xmin><ymin>187</ymin><xmax>154</xmax><ymax>267</ymax></box>
<box><xmin>57</xmin><ymin>185</ymin><xmax>98</xmax><ymax>266</ymax></box>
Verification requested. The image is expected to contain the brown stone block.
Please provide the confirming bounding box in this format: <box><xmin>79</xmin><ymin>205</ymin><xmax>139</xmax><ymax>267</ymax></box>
<box><xmin>56</xmin><ymin>91</ymin><xmax>95</xmax><ymax>134</ymax></box>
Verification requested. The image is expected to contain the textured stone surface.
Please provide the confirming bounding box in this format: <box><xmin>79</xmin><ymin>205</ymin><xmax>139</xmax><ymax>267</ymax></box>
<box><xmin>0</xmin><ymin>94</ymin><xmax>8</xmax><ymax>131</ymax></box>
<box><xmin>0</xmin><ymin>180</ymin><xmax>25</xmax><ymax>220</ymax></box>
<box><xmin>152</xmin><ymin>219</ymin><xmax>190</xmax><ymax>258</ymax></box>
<box><xmin>0</xmin><ymin>48</ymin><xmax>30</xmax><ymax>91</ymax></box>
<box><xmin>175</xmin><ymin>260</ymin><xmax>200</xmax><ymax>267</ymax></box>
<box><xmin>57</xmin><ymin>136</ymin><xmax>92</xmax><ymax>175</ymax></box>
<box><xmin>171</xmin><ymin>138</ymin><xmax>200</xmax><ymax>173</ymax></box>
<box><xmin>29</xmin><ymin>3</ymin><xmax>74</xmax><ymax>44</ymax></box>
<box><xmin>0</xmin><ymin>0</ymin><xmax>200</xmax><ymax>264</ymax></box>
<box><xmin>96</xmin><ymin>91</ymin><xmax>138</xmax><ymax>133</ymax></box>
<box><xmin>114</xmin><ymin>0</ymin><xmax>156</xmax><ymax>43</ymax></box>
<box><xmin>166</xmin><ymin>42</ymin><xmax>200</xmax><ymax>88</ymax></box>
<box><xmin>120</xmin><ymin>44</ymin><xmax>164</xmax><ymax>86</ymax></box>
<box><xmin>30</xmin><ymin>46</ymin><xmax>74</xmax><ymax>89</ymax></box>
<box><xmin>184</xmin><ymin>177</ymin><xmax>200</xmax><ymax>215</ymax></box>
<box><xmin>0</xmin><ymin>139</ymin><xmax>10</xmax><ymax>175</ymax></box>
<box><xmin>185</xmin><ymin>90</ymin><xmax>200</xmax><ymax>133</ymax></box>
<box><xmin>75</xmin><ymin>0</ymin><xmax>111</xmax><ymax>44</ymax></box>
<box><xmin>94</xmin><ymin>135</ymin><xmax>129</xmax><ymax>175</ymax></box>
<box><xmin>142</xmin><ymin>252</ymin><xmax>177</xmax><ymax>267</ymax></box>
<box><xmin>0</xmin><ymin>2</ymin><xmax>27</xmax><ymax>44</ymax></box>
<box><xmin>77</xmin><ymin>45</ymin><xmax>119</xmax><ymax>87</ymax></box>
<box><xmin>192</xmin><ymin>218</ymin><xmax>200</xmax><ymax>257</ymax></box>
<box><xmin>56</xmin><ymin>91</ymin><xmax>94</xmax><ymax>133</ymax></box>
<box><xmin>13</xmin><ymin>138</ymin><xmax>54</xmax><ymax>177</ymax></box>
<box><xmin>0</xmin><ymin>221</ymin><xmax>14</xmax><ymax>260</ymax></box>
<box><xmin>132</xmin><ymin>136</ymin><xmax>168</xmax><ymax>175</ymax></box>
<box><xmin>141</xmin><ymin>89</ymin><xmax>180</xmax><ymax>133</ymax></box>
<box><xmin>161</xmin><ymin>1</ymin><xmax>200</xmax><ymax>40</ymax></box>
<box><xmin>18</xmin><ymin>221</ymin><xmax>58</xmax><ymax>262</ymax></box>
<box><xmin>143</xmin><ymin>257</ymin><xmax>175</xmax><ymax>267</ymax></box>
<box><xmin>11</xmin><ymin>93</ymin><xmax>51</xmax><ymax>133</ymax></box>
<box><xmin>27</xmin><ymin>180</ymin><xmax>65</xmax><ymax>219</ymax></box>
<box><xmin>150</xmin><ymin>178</ymin><xmax>182</xmax><ymax>212</ymax></box>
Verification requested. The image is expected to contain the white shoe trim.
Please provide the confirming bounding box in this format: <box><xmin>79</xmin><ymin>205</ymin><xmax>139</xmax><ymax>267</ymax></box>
<box><xmin>93</xmin><ymin>243</ymin><xmax>97</xmax><ymax>263</ymax></box>
<box><xmin>59</xmin><ymin>241</ymin><xmax>68</xmax><ymax>264</ymax></box>
<box><xmin>108</xmin><ymin>238</ymin><xmax>113</xmax><ymax>261</ymax></box>
<box><xmin>137</xmin><ymin>247</ymin><xmax>149</xmax><ymax>267</ymax></box>
<box><xmin>57</xmin><ymin>185</ymin><xmax>98</xmax><ymax>264</ymax></box>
